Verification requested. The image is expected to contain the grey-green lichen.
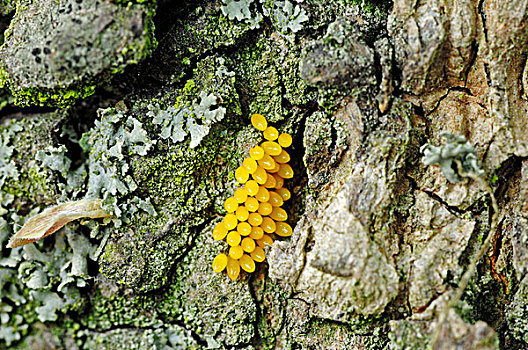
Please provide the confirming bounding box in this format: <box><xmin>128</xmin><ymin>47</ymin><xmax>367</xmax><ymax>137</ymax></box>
<box><xmin>421</xmin><ymin>133</ymin><xmax>485</xmax><ymax>183</ymax></box>
<box><xmin>149</xmin><ymin>91</ymin><xmax>226</xmax><ymax>148</ymax></box>
<box><xmin>0</xmin><ymin>0</ymin><xmax>157</xmax><ymax>107</ymax></box>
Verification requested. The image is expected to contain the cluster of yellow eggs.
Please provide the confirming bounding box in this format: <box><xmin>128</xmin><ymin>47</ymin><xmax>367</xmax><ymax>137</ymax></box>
<box><xmin>212</xmin><ymin>114</ymin><xmax>294</xmax><ymax>280</ymax></box>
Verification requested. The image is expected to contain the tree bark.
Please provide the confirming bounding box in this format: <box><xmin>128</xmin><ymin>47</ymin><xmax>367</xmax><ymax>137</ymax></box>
<box><xmin>0</xmin><ymin>0</ymin><xmax>527</xmax><ymax>349</ymax></box>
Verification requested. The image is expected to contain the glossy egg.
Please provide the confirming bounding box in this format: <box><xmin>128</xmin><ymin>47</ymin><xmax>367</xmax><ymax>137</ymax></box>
<box><xmin>237</xmin><ymin>222</ymin><xmax>252</xmax><ymax>236</ymax></box>
<box><xmin>278</xmin><ymin>133</ymin><xmax>292</xmax><ymax>147</ymax></box>
<box><xmin>212</xmin><ymin>253</ymin><xmax>228</xmax><ymax>272</ymax></box>
<box><xmin>248</xmin><ymin>212</ymin><xmax>263</xmax><ymax>226</ymax></box>
<box><xmin>250</xmin><ymin>146</ymin><xmax>265</xmax><ymax>160</ymax></box>
<box><xmin>245</xmin><ymin>197</ymin><xmax>260</xmax><ymax>212</ymax></box>
<box><xmin>251</xmin><ymin>246</ymin><xmax>266</xmax><ymax>262</ymax></box>
<box><xmin>270</xmin><ymin>207</ymin><xmax>287</xmax><ymax>221</ymax></box>
<box><xmin>251</xmin><ymin>113</ymin><xmax>267</xmax><ymax>131</ymax></box>
<box><xmin>261</xmin><ymin>141</ymin><xmax>282</xmax><ymax>156</ymax></box>
<box><xmin>243</xmin><ymin>157</ymin><xmax>258</xmax><ymax>174</ymax></box>
<box><xmin>239</xmin><ymin>254</ymin><xmax>256</xmax><ymax>272</ymax></box>
<box><xmin>229</xmin><ymin>245</ymin><xmax>244</xmax><ymax>259</ymax></box>
<box><xmin>236</xmin><ymin>206</ymin><xmax>249</xmax><ymax>221</ymax></box>
<box><xmin>278</xmin><ymin>163</ymin><xmax>294</xmax><ymax>179</ymax></box>
<box><xmin>263</xmin><ymin>126</ymin><xmax>279</xmax><ymax>141</ymax></box>
<box><xmin>226</xmin><ymin>231</ymin><xmax>242</xmax><ymax>246</ymax></box>
<box><xmin>234</xmin><ymin>187</ymin><xmax>248</xmax><ymax>203</ymax></box>
<box><xmin>245</xmin><ymin>180</ymin><xmax>259</xmax><ymax>196</ymax></box>
<box><xmin>226</xmin><ymin>257</ymin><xmax>240</xmax><ymax>280</ymax></box>
<box><xmin>213</xmin><ymin>223</ymin><xmax>228</xmax><ymax>241</ymax></box>
<box><xmin>275</xmin><ymin>222</ymin><xmax>293</xmax><ymax>237</ymax></box>
<box><xmin>235</xmin><ymin>166</ymin><xmax>249</xmax><ymax>184</ymax></box>
<box><xmin>241</xmin><ymin>237</ymin><xmax>256</xmax><ymax>253</ymax></box>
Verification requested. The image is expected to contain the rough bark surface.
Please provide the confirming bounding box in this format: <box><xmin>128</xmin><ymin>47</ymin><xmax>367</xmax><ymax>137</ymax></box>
<box><xmin>0</xmin><ymin>0</ymin><xmax>527</xmax><ymax>349</ymax></box>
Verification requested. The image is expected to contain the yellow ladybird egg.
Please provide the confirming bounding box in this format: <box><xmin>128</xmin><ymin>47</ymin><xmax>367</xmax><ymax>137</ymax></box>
<box><xmin>223</xmin><ymin>214</ymin><xmax>238</xmax><ymax>230</ymax></box>
<box><xmin>245</xmin><ymin>197</ymin><xmax>259</xmax><ymax>212</ymax></box>
<box><xmin>277</xmin><ymin>187</ymin><xmax>291</xmax><ymax>201</ymax></box>
<box><xmin>274</xmin><ymin>150</ymin><xmax>290</xmax><ymax>164</ymax></box>
<box><xmin>226</xmin><ymin>231</ymin><xmax>242</xmax><ymax>246</ymax></box>
<box><xmin>224</xmin><ymin>197</ymin><xmax>238</xmax><ymax>213</ymax></box>
<box><xmin>263</xmin><ymin>126</ymin><xmax>279</xmax><ymax>141</ymax></box>
<box><xmin>241</xmin><ymin>237</ymin><xmax>256</xmax><ymax>253</ymax></box>
<box><xmin>268</xmin><ymin>191</ymin><xmax>284</xmax><ymax>207</ymax></box>
<box><xmin>245</xmin><ymin>180</ymin><xmax>259</xmax><ymax>196</ymax></box>
<box><xmin>270</xmin><ymin>207</ymin><xmax>287</xmax><ymax>221</ymax></box>
<box><xmin>263</xmin><ymin>173</ymin><xmax>277</xmax><ymax>188</ymax></box>
<box><xmin>278</xmin><ymin>163</ymin><xmax>294</xmax><ymax>179</ymax></box>
<box><xmin>212</xmin><ymin>253</ymin><xmax>228</xmax><ymax>272</ymax></box>
<box><xmin>227</xmin><ymin>257</ymin><xmax>240</xmax><ymax>280</ymax></box>
<box><xmin>275</xmin><ymin>222</ymin><xmax>293</xmax><ymax>237</ymax></box>
<box><xmin>257</xmin><ymin>234</ymin><xmax>274</xmax><ymax>247</ymax></box>
<box><xmin>237</xmin><ymin>222</ymin><xmax>252</xmax><ymax>236</ymax></box>
<box><xmin>258</xmin><ymin>202</ymin><xmax>273</xmax><ymax>216</ymax></box>
<box><xmin>229</xmin><ymin>245</ymin><xmax>244</xmax><ymax>260</ymax></box>
<box><xmin>213</xmin><ymin>223</ymin><xmax>228</xmax><ymax>241</ymax></box>
<box><xmin>236</xmin><ymin>206</ymin><xmax>249</xmax><ymax>221</ymax></box>
<box><xmin>261</xmin><ymin>141</ymin><xmax>282</xmax><ymax>156</ymax></box>
<box><xmin>272</xmin><ymin>174</ymin><xmax>284</xmax><ymax>189</ymax></box>
<box><xmin>243</xmin><ymin>157</ymin><xmax>258</xmax><ymax>174</ymax></box>
<box><xmin>251</xmin><ymin>246</ymin><xmax>266</xmax><ymax>262</ymax></box>
<box><xmin>248</xmin><ymin>212</ymin><xmax>263</xmax><ymax>226</ymax></box>
<box><xmin>235</xmin><ymin>166</ymin><xmax>249</xmax><ymax>184</ymax></box>
<box><xmin>267</xmin><ymin>161</ymin><xmax>280</xmax><ymax>174</ymax></box>
<box><xmin>257</xmin><ymin>154</ymin><xmax>276</xmax><ymax>170</ymax></box>
<box><xmin>249</xmin><ymin>146</ymin><xmax>265</xmax><ymax>160</ymax></box>
<box><xmin>256</xmin><ymin>186</ymin><xmax>270</xmax><ymax>202</ymax></box>
<box><xmin>240</xmin><ymin>254</ymin><xmax>256</xmax><ymax>273</ymax></box>
<box><xmin>252</xmin><ymin>166</ymin><xmax>268</xmax><ymax>184</ymax></box>
<box><xmin>250</xmin><ymin>226</ymin><xmax>264</xmax><ymax>240</ymax></box>
<box><xmin>278</xmin><ymin>133</ymin><xmax>292</xmax><ymax>148</ymax></box>
<box><xmin>261</xmin><ymin>217</ymin><xmax>276</xmax><ymax>233</ymax></box>
<box><xmin>234</xmin><ymin>187</ymin><xmax>248</xmax><ymax>203</ymax></box>
<box><xmin>251</xmin><ymin>114</ymin><xmax>268</xmax><ymax>131</ymax></box>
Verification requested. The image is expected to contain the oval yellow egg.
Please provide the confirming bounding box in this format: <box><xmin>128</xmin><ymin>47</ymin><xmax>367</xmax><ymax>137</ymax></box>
<box><xmin>212</xmin><ymin>253</ymin><xmax>228</xmax><ymax>272</ymax></box>
<box><xmin>263</xmin><ymin>173</ymin><xmax>277</xmax><ymax>188</ymax></box>
<box><xmin>257</xmin><ymin>154</ymin><xmax>276</xmax><ymax>170</ymax></box>
<box><xmin>252</xmin><ymin>166</ymin><xmax>268</xmax><ymax>185</ymax></box>
<box><xmin>257</xmin><ymin>234</ymin><xmax>274</xmax><ymax>247</ymax></box>
<box><xmin>270</xmin><ymin>207</ymin><xmax>287</xmax><ymax>221</ymax></box>
<box><xmin>224</xmin><ymin>197</ymin><xmax>238</xmax><ymax>213</ymax></box>
<box><xmin>249</xmin><ymin>146</ymin><xmax>265</xmax><ymax>160</ymax></box>
<box><xmin>263</xmin><ymin>126</ymin><xmax>279</xmax><ymax>141</ymax></box>
<box><xmin>241</xmin><ymin>237</ymin><xmax>256</xmax><ymax>253</ymax></box>
<box><xmin>244</xmin><ymin>197</ymin><xmax>259</xmax><ymax>212</ymax></box>
<box><xmin>240</xmin><ymin>254</ymin><xmax>256</xmax><ymax>273</ymax></box>
<box><xmin>275</xmin><ymin>222</ymin><xmax>293</xmax><ymax>237</ymax></box>
<box><xmin>213</xmin><ymin>223</ymin><xmax>228</xmax><ymax>241</ymax></box>
<box><xmin>250</xmin><ymin>226</ymin><xmax>264</xmax><ymax>240</ymax></box>
<box><xmin>274</xmin><ymin>150</ymin><xmax>290</xmax><ymax>164</ymax></box>
<box><xmin>261</xmin><ymin>141</ymin><xmax>282</xmax><ymax>156</ymax></box>
<box><xmin>227</xmin><ymin>257</ymin><xmax>240</xmax><ymax>280</ymax></box>
<box><xmin>251</xmin><ymin>246</ymin><xmax>266</xmax><ymax>262</ymax></box>
<box><xmin>248</xmin><ymin>212</ymin><xmax>263</xmax><ymax>226</ymax></box>
<box><xmin>245</xmin><ymin>180</ymin><xmax>259</xmax><ymax>196</ymax></box>
<box><xmin>236</xmin><ymin>206</ymin><xmax>249</xmax><ymax>221</ymax></box>
<box><xmin>243</xmin><ymin>157</ymin><xmax>258</xmax><ymax>174</ymax></box>
<box><xmin>268</xmin><ymin>191</ymin><xmax>284</xmax><ymax>207</ymax></box>
<box><xmin>234</xmin><ymin>187</ymin><xmax>248</xmax><ymax>203</ymax></box>
<box><xmin>226</xmin><ymin>231</ymin><xmax>242</xmax><ymax>246</ymax></box>
<box><xmin>229</xmin><ymin>245</ymin><xmax>244</xmax><ymax>260</ymax></box>
<box><xmin>251</xmin><ymin>114</ymin><xmax>267</xmax><ymax>131</ymax></box>
<box><xmin>237</xmin><ymin>221</ymin><xmax>252</xmax><ymax>236</ymax></box>
<box><xmin>256</xmin><ymin>186</ymin><xmax>270</xmax><ymax>202</ymax></box>
<box><xmin>258</xmin><ymin>202</ymin><xmax>273</xmax><ymax>216</ymax></box>
<box><xmin>261</xmin><ymin>217</ymin><xmax>276</xmax><ymax>233</ymax></box>
<box><xmin>272</xmin><ymin>174</ymin><xmax>284</xmax><ymax>189</ymax></box>
<box><xmin>277</xmin><ymin>187</ymin><xmax>291</xmax><ymax>201</ymax></box>
<box><xmin>278</xmin><ymin>163</ymin><xmax>294</xmax><ymax>179</ymax></box>
<box><xmin>223</xmin><ymin>214</ymin><xmax>238</xmax><ymax>230</ymax></box>
<box><xmin>278</xmin><ymin>133</ymin><xmax>292</xmax><ymax>148</ymax></box>
<box><xmin>235</xmin><ymin>166</ymin><xmax>249</xmax><ymax>184</ymax></box>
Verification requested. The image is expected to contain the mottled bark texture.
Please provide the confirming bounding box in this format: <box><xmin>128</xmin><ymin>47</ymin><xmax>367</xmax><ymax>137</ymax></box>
<box><xmin>0</xmin><ymin>0</ymin><xmax>527</xmax><ymax>349</ymax></box>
